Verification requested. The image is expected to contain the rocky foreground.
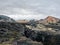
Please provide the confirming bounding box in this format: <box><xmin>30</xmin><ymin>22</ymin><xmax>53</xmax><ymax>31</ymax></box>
<box><xmin>0</xmin><ymin>22</ymin><xmax>60</xmax><ymax>45</ymax></box>
<box><xmin>0</xmin><ymin>22</ymin><xmax>24</xmax><ymax>44</ymax></box>
<box><xmin>0</xmin><ymin>15</ymin><xmax>60</xmax><ymax>45</ymax></box>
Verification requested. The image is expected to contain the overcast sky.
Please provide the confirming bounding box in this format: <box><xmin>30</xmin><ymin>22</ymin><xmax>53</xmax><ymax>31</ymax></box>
<box><xmin>0</xmin><ymin>0</ymin><xmax>59</xmax><ymax>20</ymax></box>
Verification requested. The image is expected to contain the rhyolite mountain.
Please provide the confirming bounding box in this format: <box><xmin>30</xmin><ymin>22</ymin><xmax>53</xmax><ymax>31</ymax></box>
<box><xmin>38</xmin><ymin>16</ymin><xmax>60</xmax><ymax>24</ymax></box>
<box><xmin>0</xmin><ymin>15</ymin><xmax>15</xmax><ymax>22</ymax></box>
<box><xmin>45</xmin><ymin>16</ymin><xmax>60</xmax><ymax>23</ymax></box>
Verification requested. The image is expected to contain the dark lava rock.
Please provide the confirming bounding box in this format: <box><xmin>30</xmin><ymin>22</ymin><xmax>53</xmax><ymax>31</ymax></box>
<box><xmin>0</xmin><ymin>15</ymin><xmax>24</xmax><ymax>43</ymax></box>
<box><xmin>0</xmin><ymin>22</ymin><xmax>25</xmax><ymax>43</ymax></box>
<box><xmin>24</xmin><ymin>28</ymin><xmax>60</xmax><ymax>45</ymax></box>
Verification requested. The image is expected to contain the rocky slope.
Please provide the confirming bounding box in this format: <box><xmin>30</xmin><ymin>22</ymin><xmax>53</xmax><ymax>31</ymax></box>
<box><xmin>0</xmin><ymin>15</ymin><xmax>24</xmax><ymax>43</ymax></box>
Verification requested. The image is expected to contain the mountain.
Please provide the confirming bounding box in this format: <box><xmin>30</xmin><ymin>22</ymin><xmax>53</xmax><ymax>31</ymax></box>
<box><xmin>38</xmin><ymin>16</ymin><xmax>60</xmax><ymax>24</ymax></box>
<box><xmin>0</xmin><ymin>15</ymin><xmax>15</xmax><ymax>22</ymax></box>
<box><xmin>45</xmin><ymin>16</ymin><xmax>60</xmax><ymax>23</ymax></box>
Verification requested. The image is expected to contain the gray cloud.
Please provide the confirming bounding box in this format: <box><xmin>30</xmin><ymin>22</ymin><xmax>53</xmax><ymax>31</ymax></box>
<box><xmin>0</xmin><ymin>0</ymin><xmax>59</xmax><ymax>19</ymax></box>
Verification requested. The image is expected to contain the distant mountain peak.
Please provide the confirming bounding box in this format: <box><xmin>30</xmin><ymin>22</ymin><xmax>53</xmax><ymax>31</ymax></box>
<box><xmin>46</xmin><ymin>16</ymin><xmax>53</xmax><ymax>18</ymax></box>
<box><xmin>45</xmin><ymin>16</ymin><xmax>59</xmax><ymax>23</ymax></box>
<box><xmin>38</xmin><ymin>16</ymin><xmax>60</xmax><ymax>24</ymax></box>
<box><xmin>46</xmin><ymin>16</ymin><xmax>54</xmax><ymax>19</ymax></box>
<box><xmin>46</xmin><ymin>16</ymin><xmax>57</xmax><ymax>19</ymax></box>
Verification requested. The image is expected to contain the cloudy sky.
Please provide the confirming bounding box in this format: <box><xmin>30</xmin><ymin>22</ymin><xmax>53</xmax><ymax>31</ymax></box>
<box><xmin>0</xmin><ymin>0</ymin><xmax>59</xmax><ymax>20</ymax></box>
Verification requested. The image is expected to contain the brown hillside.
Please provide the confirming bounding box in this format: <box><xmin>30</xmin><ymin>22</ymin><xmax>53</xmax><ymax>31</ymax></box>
<box><xmin>38</xmin><ymin>16</ymin><xmax>60</xmax><ymax>24</ymax></box>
